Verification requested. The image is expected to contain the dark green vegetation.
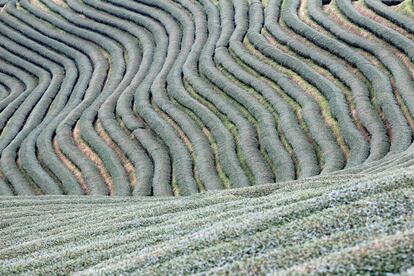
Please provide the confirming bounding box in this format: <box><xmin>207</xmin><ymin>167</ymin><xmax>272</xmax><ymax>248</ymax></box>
<box><xmin>0</xmin><ymin>0</ymin><xmax>413</xmax><ymax>274</ymax></box>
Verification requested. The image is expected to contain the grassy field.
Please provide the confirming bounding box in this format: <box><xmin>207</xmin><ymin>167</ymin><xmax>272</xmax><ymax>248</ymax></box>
<box><xmin>0</xmin><ymin>0</ymin><xmax>413</xmax><ymax>273</ymax></box>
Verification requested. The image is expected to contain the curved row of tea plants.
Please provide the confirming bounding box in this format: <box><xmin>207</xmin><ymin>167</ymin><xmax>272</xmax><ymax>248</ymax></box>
<box><xmin>0</xmin><ymin>0</ymin><xmax>413</xmax><ymax>196</ymax></box>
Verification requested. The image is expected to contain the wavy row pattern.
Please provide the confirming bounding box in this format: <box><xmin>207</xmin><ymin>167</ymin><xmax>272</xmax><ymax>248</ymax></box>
<box><xmin>1</xmin><ymin>0</ymin><xmax>414</xmax><ymax>273</ymax></box>
<box><xmin>0</xmin><ymin>0</ymin><xmax>413</xmax><ymax>196</ymax></box>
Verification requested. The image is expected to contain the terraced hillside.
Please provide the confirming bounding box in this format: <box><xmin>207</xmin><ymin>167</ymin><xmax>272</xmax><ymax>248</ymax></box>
<box><xmin>0</xmin><ymin>0</ymin><xmax>414</xmax><ymax>274</ymax></box>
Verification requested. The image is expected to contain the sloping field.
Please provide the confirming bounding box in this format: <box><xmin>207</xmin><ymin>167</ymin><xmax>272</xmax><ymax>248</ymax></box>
<box><xmin>0</xmin><ymin>167</ymin><xmax>413</xmax><ymax>274</ymax></box>
<box><xmin>0</xmin><ymin>0</ymin><xmax>414</xmax><ymax>274</ymax></box>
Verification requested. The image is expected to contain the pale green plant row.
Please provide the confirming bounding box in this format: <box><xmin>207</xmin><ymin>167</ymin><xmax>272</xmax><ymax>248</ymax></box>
<box><xmin>0</xmin><ymin>165</ymin><xmax>413</xmax><ymax>274</ymax></box>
